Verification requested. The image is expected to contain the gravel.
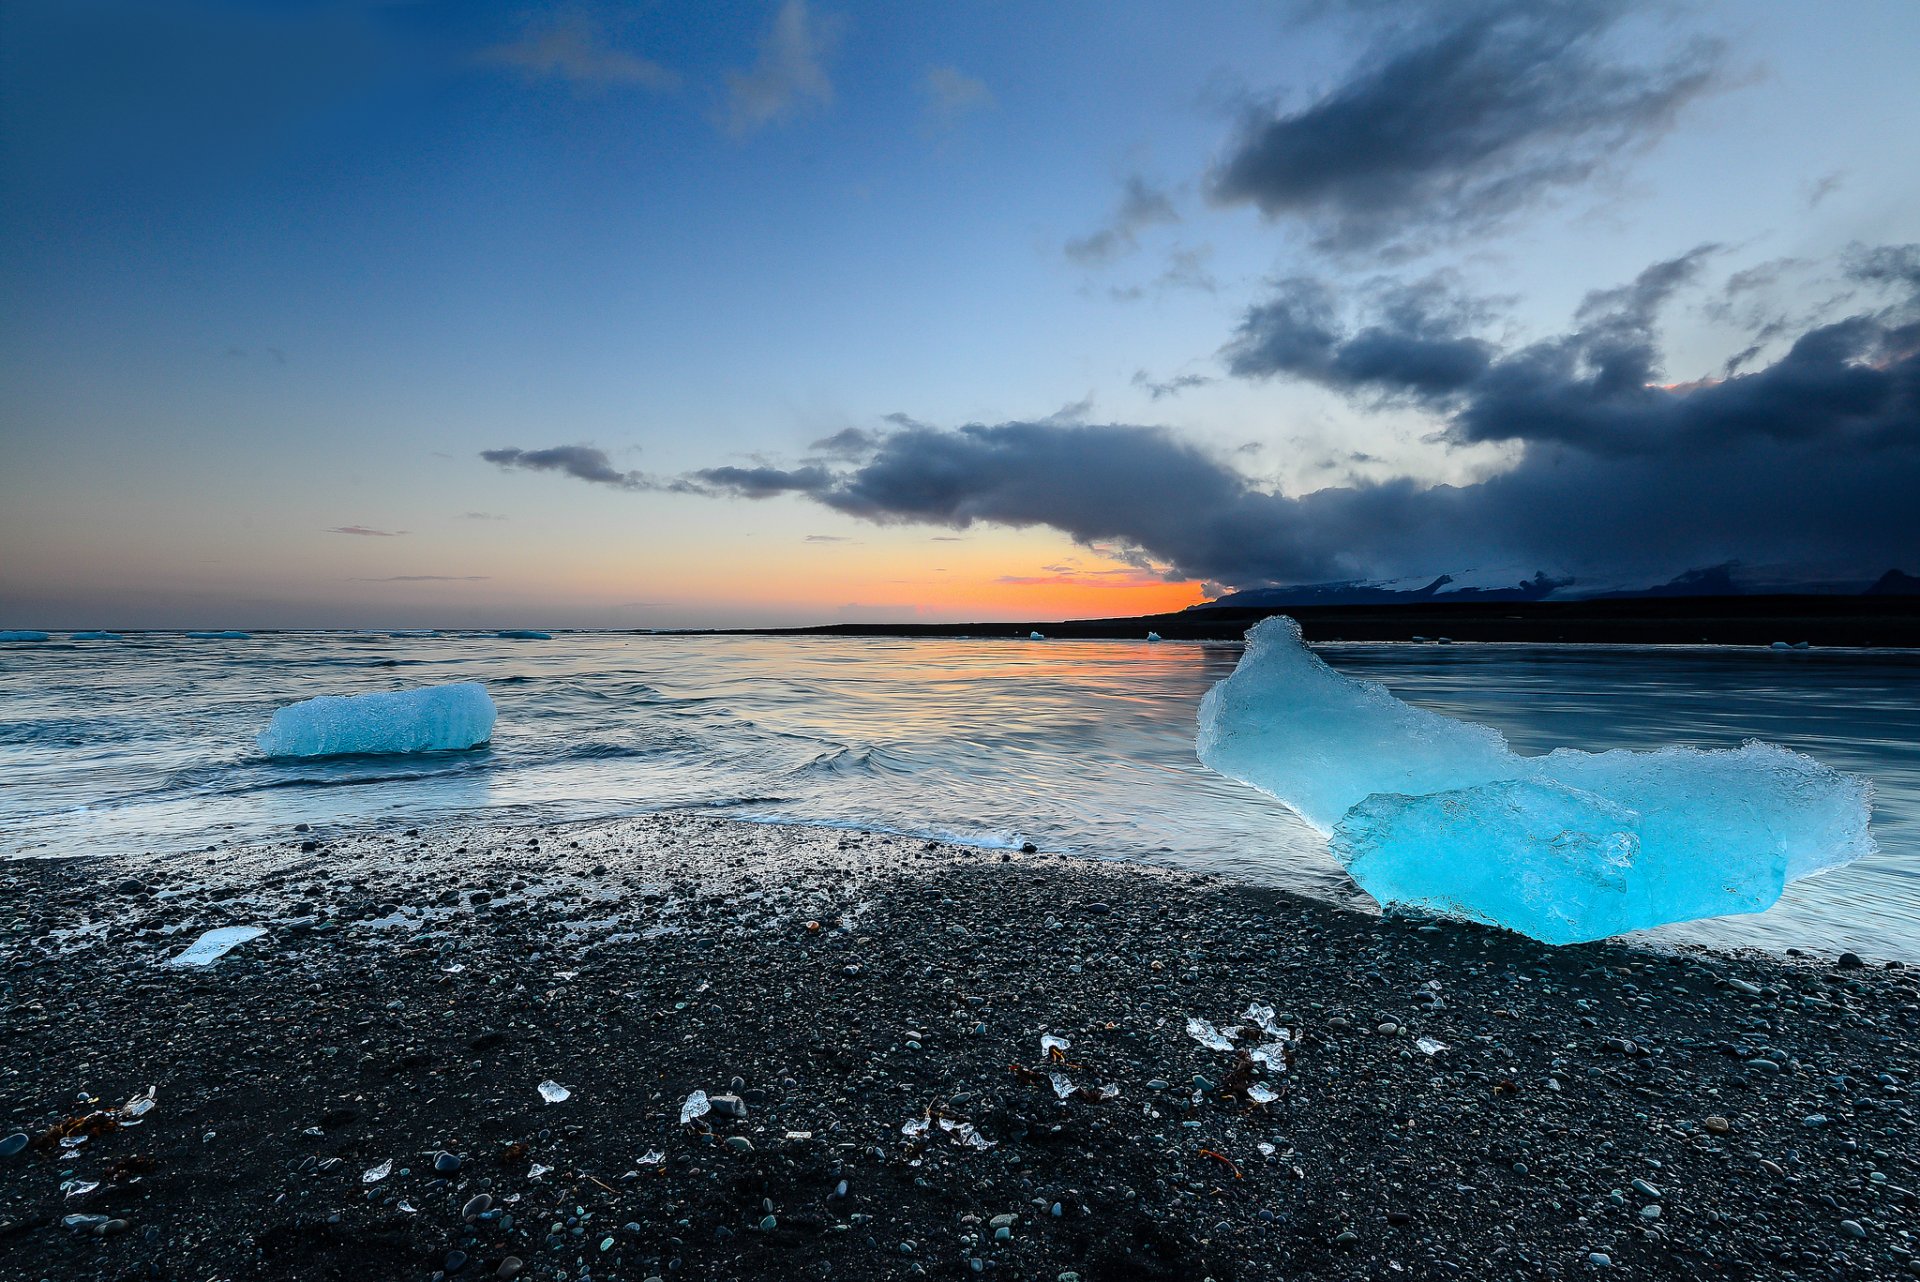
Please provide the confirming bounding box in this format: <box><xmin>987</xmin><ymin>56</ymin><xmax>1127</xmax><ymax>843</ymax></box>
<box><xmin>1</xmin><ymin>811</ymin><xmax>1916</xmax><ymax>1280</ymax></box>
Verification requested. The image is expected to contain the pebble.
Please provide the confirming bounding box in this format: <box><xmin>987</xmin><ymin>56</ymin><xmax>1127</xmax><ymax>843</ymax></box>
<box><xmin>1588</xmin><ymin>1252</ymin><xmax>1612</xmax><ymax>1268</ymax></box>
<box><xmin>434</xmin><ymin>1151</ymin><xmax>462</xmax><ymax>1174</ymax></box>
<box><xmin>725</xmin><ymin>1136</ymin><xmax>754</xmax><ymax>1152</ymax></box>
<box><xmin>1704</xmin><ymin>1115</ymin><xmax>1731</xmax><ymax>1134</ymax></box>
<box><xmin>462</xmin><ymin>1194</ymin><xmax>492</xmax><ymax>1219</ymax></box>
<box><xmin>445</xmin><ymin>1249</ymin><xmax>468</xmax><ymax>1272</ymax></box>
<box><xmin>709</xmin><ymin>1093</ymin><xmax>748</xmax><ymax>1119</ymax></box>
<box><xmin>1631</xmin><ymin>1179</ymin><xmax>1660</xmax><ymax>1198</ymax></box>
<box><xmin>1640</xmin><ymin>1204</ymin><xmax>1662</xmax><ymax>1220</ymax></box>
<box><xmin>0</xmin><ymin>1133</ymin><xmax>28</xmax><ymax>1159</ymax></box>
<box><xmin>1841</xmin><ymin>1219</ymin><xmax>1867</xmax><ymax>1239</ymax></box>
<box><xmin>496</xmin><ymin>1259</ymin><xmax>523</xmax><ymax>1279</ymax></box>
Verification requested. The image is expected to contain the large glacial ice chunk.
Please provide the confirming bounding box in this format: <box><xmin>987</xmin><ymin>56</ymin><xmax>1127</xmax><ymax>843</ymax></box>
<box><xmin>258</xmin><ymin>682</ymin><xmax>495</xmax><ymax>758</ymax></box>
<box><xmin>1198</xmin><ymin>617</ymin><xmax>1874</xmax><ymax>942</ymax></box>
<box><xmin>1196</xmin><ymin>616</ymin><xmax>1511</xmax><ymax>831</ymax></box>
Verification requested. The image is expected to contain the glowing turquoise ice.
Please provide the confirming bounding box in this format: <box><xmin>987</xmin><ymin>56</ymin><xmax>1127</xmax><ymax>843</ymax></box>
<box><xmin>1198</xmin><ymin>617</ymin><xmax>1873</xmax><ymax>943</ymax></box>
<box><xmin>258</xmin><ymin>682</ymin><xmax>496</xmax><ymax>758</ymax></box>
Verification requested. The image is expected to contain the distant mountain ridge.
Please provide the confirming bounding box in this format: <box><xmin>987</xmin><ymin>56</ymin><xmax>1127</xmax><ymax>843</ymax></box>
<box><xmin>1192</xmin><ymin>565</ymin><xmax>1920</xmax><ymax>611</ymax></box>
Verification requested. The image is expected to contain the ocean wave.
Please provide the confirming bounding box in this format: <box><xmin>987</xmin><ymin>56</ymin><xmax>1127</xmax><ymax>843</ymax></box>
<box><xmin>789</xmin><ymin>745</ymin><xmax>926</xmax><ymax>780</ymax></box>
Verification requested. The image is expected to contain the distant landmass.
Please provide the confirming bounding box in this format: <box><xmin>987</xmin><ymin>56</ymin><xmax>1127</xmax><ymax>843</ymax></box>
<box><xmin>1192</xmin><ymin>564</ymin><xmax>1920</xmax><ymax>610</ymax></box>
<box><xmin>751</xmin><ymin>566</ymin><xmax>1920</xmax><ymax>648</ymax></box>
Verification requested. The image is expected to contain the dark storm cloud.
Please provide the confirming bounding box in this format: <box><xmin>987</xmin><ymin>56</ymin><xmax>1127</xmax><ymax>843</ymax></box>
<box><xmin>485</xmin><ymin>246</ymin><xmax>1919</xmax><ymax>588</ymax></box>
<box><xmin>681</xmin><ymin>245</ymin><xmax>1920</xmax><ymax>587</ymax></box>
<box><xmin>1210</xmin><ymin>0</ymin><xmax>1724</xmax><ymax>252</ymax></box>
<box><xmin>481</xmin><ymin>445</ymin><xmax>653</xmax><ymax>490</ymax></box>
<box><xmin>1224</xmin><ymin>275</ymin><xmax>1498</xmax><ymax>401</ymax></box>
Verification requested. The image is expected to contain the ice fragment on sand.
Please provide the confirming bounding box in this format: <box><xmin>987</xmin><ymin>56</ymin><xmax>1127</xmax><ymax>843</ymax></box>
<box><xmin>1185</xmin><ymin>1017</ymin><xmax>1234</xmax><ymax>1051</ymax></box>
<box><xmin>362</xmin><ymin>1159</ymin><xmax>392</xmax><ymax>1184</ymax></box>
<box><xmin>1049</xmin><ymin>1071</ymin><xmax>1076</xmax><ymax>1101</ymax></box>
<box><xmin>165</xmin><ymin>926</ymin><xmax>266</xmax><ymax>967</ymax></box>
<box><xmin>258</xmin><ymin>681</ymin><xmax>495</xmax><ymax>758</ymax></box>
<box><xmin>1040</xmin><ymin>1033</ymin><xmax>1071</xmax><ymax>1059</ymax></box>
<box><xmin>1198</xmin><ymin>615</ymin><xmax>1874</xmax><ymax>942</ymax></box>
<box><xmin>1416</xmin><ymin>1037</ymin><xmax>1449</xmax><ymax>1056</ymax></box>
<box><xmin>679</xmin><ymin>1090</ymin><xmax>710</xmax><ymax>1124</ymax></box>
<box><xmin>537</xmin><ymin>1080</ymin><xmax>571</xmax><ymax>1104</ymax></box>
<box><xmin>1247</xmin><ymin>1082</ymin><xmax>1279</xmax><ymax>1105</ymax></box>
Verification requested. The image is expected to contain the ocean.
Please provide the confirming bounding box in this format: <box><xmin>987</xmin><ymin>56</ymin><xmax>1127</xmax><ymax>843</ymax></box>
<box><xmin>4</xmin><ymin>630</ymin><xmax>1917</xmax><ymax>957</ymax></box>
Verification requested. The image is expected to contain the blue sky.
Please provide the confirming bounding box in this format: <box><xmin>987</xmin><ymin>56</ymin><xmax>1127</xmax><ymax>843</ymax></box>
<box><xmin>3</xmin><ymin>0</ymin><xmax>1918</xmax><ymax>627</ymax></box>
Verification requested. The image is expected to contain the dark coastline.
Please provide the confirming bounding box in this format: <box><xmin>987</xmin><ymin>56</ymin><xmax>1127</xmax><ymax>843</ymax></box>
<box><xmin>4</xmin><ymin>815</ymin><xmax>1916</xmax><ymax>1281</ymax></box>
<box><xmin>737</xmin><ymin>596</ymin><xmax>1920</xmax><ymax>649</ymax></box>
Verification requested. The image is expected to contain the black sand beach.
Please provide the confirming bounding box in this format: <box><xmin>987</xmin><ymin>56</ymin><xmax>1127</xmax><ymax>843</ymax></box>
<box><xmin>3</xmin><ymin>815</ymin><xmax>1916</xmax><ymax>1281</ymax></box>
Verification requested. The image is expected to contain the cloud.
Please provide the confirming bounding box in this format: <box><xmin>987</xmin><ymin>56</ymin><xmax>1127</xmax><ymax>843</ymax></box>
<box><xmin>480</xmin><ymin>444</ymin><xmax>653</xmax><ymax>490</ymax></box>
<box><xmin>1224</xmin><ymin>273</ymin><xmax>1502</xmax><ymax>402</ymax></box>
<box><xmin>479</xmin><ymin>16</ymin><xmax>679</xmax><ymax>91</ymax></box>
<box><xmin>353</xmin><ymin>575</ymin><xmax>491</xmax><ymax>582</ymax></box>
<box><xmin>327</xmin><ymin>525</ymin><xmax>404</xmax><ymax>537</ymax></box>
<box><xmin>672</xmin><ymin>244</ymin><xmax>1920</xmax><ymax>587</ymax></box>
<box><xmin>458</xmin><ymin>511</ymin><xmax>508</xmax><ymax>521</ymax></box>
<box><xmin>809</xmin><ymin>426</ymin><xmax>882</xmax><ymax>458</ymax></box>
<box><xmin>1209</xmin><ymin>0</ymin><xmax>1724</xmax><ymax>253</ymax></box>
<box><xmin>1065</xmin><ymin>176</ymin><xmax>1179</xmax><ymax>266</ymax></box>
<box><xmin>921</xmin><ymin>66</ymin><xmax>993</xmax><ymax>128</ymax></box>
<box><xmin>805</xmin><ymin>534</ymin><xmax>851</xmax><ymax>543</ymax></box>
<box><xmin>1132</xmin><ymin>370</ymin><xmax>1216</xmax><ymax>400</ymax></box>
<box><xmin>720</xmin><ymin>0</ymin><xmax>838</xmax><ymax>137</ymax></box>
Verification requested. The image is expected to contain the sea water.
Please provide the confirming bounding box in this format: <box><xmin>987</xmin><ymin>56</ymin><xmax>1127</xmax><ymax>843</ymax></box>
<box><xmin>1</xmin><ymin>630</ymin><xmax>1916</xmax><ymax>956</ymax></box>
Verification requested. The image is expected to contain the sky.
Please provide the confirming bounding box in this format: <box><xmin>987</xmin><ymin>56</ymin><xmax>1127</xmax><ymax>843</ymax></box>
<box><xmin>2</xmin><ymin>0</ymin><xmax>1917</xmax><ymax>629</ymax></box>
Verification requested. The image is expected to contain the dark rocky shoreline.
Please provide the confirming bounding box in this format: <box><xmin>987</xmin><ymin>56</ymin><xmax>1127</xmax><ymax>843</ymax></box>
<box><xmin>3</xmin><ymin>814</ymin><xmax>1917</xmax><ymax>1280</ymax></box>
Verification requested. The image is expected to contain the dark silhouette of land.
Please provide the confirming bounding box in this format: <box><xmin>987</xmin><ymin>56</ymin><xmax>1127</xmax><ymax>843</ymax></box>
<box><xmin>748</xmin><ymin>595</ymin><xmax>1920</xmax><ymax>648</ymax></box>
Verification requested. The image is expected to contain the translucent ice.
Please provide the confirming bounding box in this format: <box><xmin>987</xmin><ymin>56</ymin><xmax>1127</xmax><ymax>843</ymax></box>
<box><xmin>1198</xmin><ymin>616</ymin><xmax>1873</xmax><ymax>943</ymax></box>
<box><xmin>70</xmin><ymin>631</ymin><xmax>122</xmax><ymax>640</ymax></box>
<box><xmin>0</xmin><ymin>630</ymin><xmax>49</xmax><ymax>641</ymax></box>
<box><xmin>166</xmin><ymin>925</ymin><xmax>267</xmax><ymax>966</ymax></box>
<box><xmin>497</xmin><ymin>629</ymin><xmax>552</xmax><ymax>640</ymax></box>
<box><xmin>258</xmin><ymin>682</ymin><xmax>495</xmax><ymax>758</ymax></box>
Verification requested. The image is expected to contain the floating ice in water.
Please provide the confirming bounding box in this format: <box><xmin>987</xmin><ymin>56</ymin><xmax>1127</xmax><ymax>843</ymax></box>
<box><xmin>1198</xmin><ymin>616</ymin><xmax>1874</xmax><ymax>943</ymax></box>
<box><xmin>257</xmin><ymin>681</ymin><xmax>495</xmax><ymax>758</ymax></box>
<box><xmin>362</xmin><ymin>1159</ymin><xmax>392</xmax><ymax>1184</ymax></box>
<box><xmin>1147</xmin><ymin>632</ymin><xmax>1163</xmax><ymax>642</ymax></box>
<box><xmin>70</xmin><ymin>631</ymin><xmax>122</xmax><ymax>641</ymax></box>
<box><xmin>679</xmin><ymin>1090</ymin><xmax>710</xmax><ymax>1124</ymax></box>
<box><xmin>497</xmin><ymin>629</ymin><xmax>552</xmax><ymax>640</ymax></box>
<box><xmin>0</xmin><ymin>630</ymin><xmax>49</xmax><ymax>642</ymax></box>
<box><xmin>165</xmin><ymin>926</ymin><xmax>267</xmax><ymax>967</ymax></box>
<box><xmin>1029</xmin><ymin>631</ymin><xmax>1045</xmax><ymax>641</ymax></box>
<box><xmin>537</xmin><ymin>1080</ymin><xmax>571</xmax><ymax>1104</ymax></box>
<box><xmin>186</xmin><ymin>630</ymin><xmax>250</xmax><ymax>639</ymax></box>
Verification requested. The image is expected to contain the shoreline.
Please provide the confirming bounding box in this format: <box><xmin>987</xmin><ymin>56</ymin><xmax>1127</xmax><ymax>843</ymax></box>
<box><xmin>3</xmin><ymin>814</ymin><xmax>1916</xmax><ymax>1280</ymax></box>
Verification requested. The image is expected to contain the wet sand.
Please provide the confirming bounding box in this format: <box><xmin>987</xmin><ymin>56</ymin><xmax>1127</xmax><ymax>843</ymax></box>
<box><xmin>3</xmin><ymin>814</ymin><xmax>1916</xmax><ymax>1280</ymax></box>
